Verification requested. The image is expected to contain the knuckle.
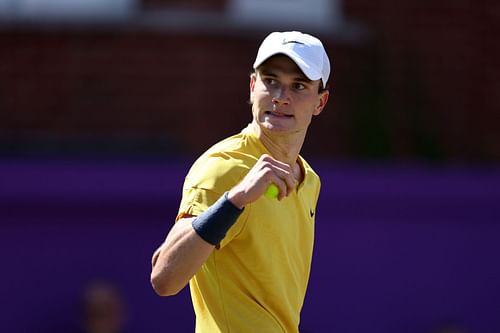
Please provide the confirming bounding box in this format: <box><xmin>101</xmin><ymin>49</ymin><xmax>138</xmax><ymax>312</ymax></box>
<box><xmin>262</xmin><ymin>168</ymin><xmax>274</xmax><ymax>180</ymax></box>
<box><xmin>260</xmin><ymin>154</ymin><xmax>271</xmax><ymax>161</ymax></box>
<box><xmin>256</xmin><ymin>167</ymin><xmax>272</xmax><ymax>181</ymax></box>
<box><xmin>260</xmin><ymin>160</ymin><xmax>274</xmax><ymax>172</ymax></box>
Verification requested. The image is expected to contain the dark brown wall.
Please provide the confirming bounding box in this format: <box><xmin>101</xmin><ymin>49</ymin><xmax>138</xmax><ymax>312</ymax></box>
<box><xmin>343</xmin><ymin>0</ymin><xmax>500</xmax><ymax>161</ymax></box>
<box><xmin>0</xmin><ymin>29</ymin><xmax>254</xmax><ymax>154</ymax></box>
<box><xmin>1</xmin><ymin>1</ymin><xmax>499</xmax><ymax>161</ymax></box>
<box><xmin>0</xmin><ymin>27</ymin><xmax>364</xmax><ymax>158</ymax></box>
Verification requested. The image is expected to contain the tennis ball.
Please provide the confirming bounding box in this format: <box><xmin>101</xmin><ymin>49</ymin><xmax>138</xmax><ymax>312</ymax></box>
<box><xmin>264</xmin><ymin>183</ymin><xmax>279</xmax><ymax>199</ymax></box>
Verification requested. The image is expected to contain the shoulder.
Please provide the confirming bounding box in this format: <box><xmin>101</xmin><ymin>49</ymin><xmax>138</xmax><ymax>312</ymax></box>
<box><xmin>299</xmin><ymin>156</ymin><xmax>321</xmax><ymax>184</ymax></box>
<box><xmin>184</xmin><ymin>131</ymin><xmax>260</xmax><ymax>192</ymax></box>
<box><xmin>299</xmin><ymin>156</ymin><xmax>322</xmax><ymax>201</ymax></box>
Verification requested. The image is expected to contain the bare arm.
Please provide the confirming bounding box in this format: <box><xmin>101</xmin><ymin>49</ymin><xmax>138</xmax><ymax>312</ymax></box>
<box><xmin>150</xmin><ymin>154</ymin><xmax>297</xmax><ymax>296</ymax></box>
<box><xmin>151</xmin><ymin>216</ymin><xmax>214</xmax><ymax>296</ymax></box>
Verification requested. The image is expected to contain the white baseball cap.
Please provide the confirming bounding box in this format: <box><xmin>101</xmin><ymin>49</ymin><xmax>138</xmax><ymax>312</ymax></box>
<box><xmin>253</xmin><ymin>31</ymin><xmax>331</xmax><ymax>88</ymax></box>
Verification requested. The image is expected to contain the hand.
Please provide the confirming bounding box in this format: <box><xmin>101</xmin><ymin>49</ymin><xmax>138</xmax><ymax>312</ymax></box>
<box><xmin>227</xmin><ymin>154</ymin><xmax>297</xmax><ymax>208</ymax></box>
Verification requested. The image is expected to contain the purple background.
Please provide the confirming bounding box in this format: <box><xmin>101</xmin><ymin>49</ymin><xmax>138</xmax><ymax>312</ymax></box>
<box><xmin>1</xmin><ymin>157</ymin><xmax>499</xmax><ymax>332</ymax></box>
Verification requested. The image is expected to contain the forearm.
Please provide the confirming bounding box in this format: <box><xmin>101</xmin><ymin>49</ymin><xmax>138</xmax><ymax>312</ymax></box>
<box><xmin>151</xmin><ymin>192</ymin><xmax>244</xmax><ymax>296</ymax></box>
<box><xmin>150</xmin><ymin>217</ymin><xmax>214</xmax><ymax>296</ymax></box>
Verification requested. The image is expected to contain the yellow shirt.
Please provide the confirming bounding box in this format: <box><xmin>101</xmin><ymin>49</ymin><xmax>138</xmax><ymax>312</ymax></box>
<box><xmin>178</xmin><ymin>125</ymin><xmax>321</xmax><ymax>333</ymax></box>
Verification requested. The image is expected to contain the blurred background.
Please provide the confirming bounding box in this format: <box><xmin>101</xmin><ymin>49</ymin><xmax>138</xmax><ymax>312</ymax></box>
<box><xmin>1</xmin><ymin>0</ymin><xmax>499</xmax><ymax>332</ymax></box>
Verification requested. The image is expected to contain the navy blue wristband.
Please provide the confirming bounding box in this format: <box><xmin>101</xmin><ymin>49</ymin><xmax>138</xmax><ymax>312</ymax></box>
<box><xmin>191</xmin><ymin>192</ymin><xmax>244</xmax><ymax>246</ymax></box>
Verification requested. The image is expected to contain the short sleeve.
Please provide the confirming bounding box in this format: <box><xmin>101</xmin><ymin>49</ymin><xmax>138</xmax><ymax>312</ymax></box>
<box><xmin>176</xmin><ymin>154</ymin><xmax>251</xmax><ymax>248</ymax></box>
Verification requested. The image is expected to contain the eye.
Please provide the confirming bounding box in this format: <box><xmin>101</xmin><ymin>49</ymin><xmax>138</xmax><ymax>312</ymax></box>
<box><xmin>264</xmin><ymin>78</ymin><xmax>278</xmax><ymax>86</ymax></box>
<box><xmin>293</xmin><ymin>83</ymin><xmax>306</xmax><ymax>90</ymax></box>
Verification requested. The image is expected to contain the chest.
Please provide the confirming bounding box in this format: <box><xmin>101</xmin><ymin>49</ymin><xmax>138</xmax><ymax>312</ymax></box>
<box><xmin>247</xmin><ymin>189</ymin><xmax>316</xmax><ymax>251</ymax></box>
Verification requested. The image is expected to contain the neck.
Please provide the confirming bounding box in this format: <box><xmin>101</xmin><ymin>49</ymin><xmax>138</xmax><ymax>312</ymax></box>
<box><xmin>249</xmin><ymin>121</ymin><xmax>305</xmax><ymax>166</ymax></box>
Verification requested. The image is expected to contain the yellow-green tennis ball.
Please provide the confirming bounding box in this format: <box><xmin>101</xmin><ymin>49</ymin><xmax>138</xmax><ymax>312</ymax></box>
<box><xmin>264</xmin><ymin>183</ymin><xmax>279</xmax><ymax>199</ymax></box>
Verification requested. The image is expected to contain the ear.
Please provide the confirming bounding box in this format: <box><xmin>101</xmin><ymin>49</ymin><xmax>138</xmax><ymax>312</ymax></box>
<box><xmin>250</xmin><ymin>73</ymin><xmax>256</xmax><ymax>92</ymax></box>
<box><xmin>313</xmin><ymin>90</ymin><xmax>329</xmax><ymax>116</ymax></box>
<box><xmin>249</xmin><ymin>73</ymin><xmax>257</xmax><ymax>103</ymax></box>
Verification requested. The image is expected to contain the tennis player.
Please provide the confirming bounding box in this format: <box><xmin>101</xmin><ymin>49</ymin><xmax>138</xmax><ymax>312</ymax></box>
<box><xmin>151</xmin><ymin>31</ymin><xmax>331</xmax><ymax>333</ymax></box>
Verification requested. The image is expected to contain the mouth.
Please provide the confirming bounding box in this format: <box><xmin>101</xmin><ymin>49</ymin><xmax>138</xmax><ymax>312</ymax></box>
<box><xmin>265</xmin><ymin>111</ymin><xmax>294</xmax><ymax>118</ymax></box>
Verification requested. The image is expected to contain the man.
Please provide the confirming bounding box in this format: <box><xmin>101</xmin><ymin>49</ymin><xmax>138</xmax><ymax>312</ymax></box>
<box><xmin>151</xmin><ymin>31</ymin><xmax>330</xmax><ymax>332</ymax></box>
<box><xmin>80</xmin><ymin>280</ymin><xmax>126</xmax><ymax>333</ymax></box>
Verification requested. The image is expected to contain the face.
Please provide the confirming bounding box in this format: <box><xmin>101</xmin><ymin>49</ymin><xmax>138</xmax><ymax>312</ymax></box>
<box><xmin>250</xmin><ymin>55</ymin><xmax>329</xmax><ymax>137</ymax></box>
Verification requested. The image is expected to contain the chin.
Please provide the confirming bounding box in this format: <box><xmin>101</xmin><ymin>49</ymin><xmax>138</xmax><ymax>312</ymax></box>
<box><xmin>263</xmin><ymin>124</ymin><xmax>291</xmax><ymax>134</ymax></box>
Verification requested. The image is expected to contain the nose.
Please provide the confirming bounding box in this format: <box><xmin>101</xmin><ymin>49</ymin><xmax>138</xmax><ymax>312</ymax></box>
<box><xmin>272</xmin><ymin>88</ymin><xmax>290</xmax><ymax>106</ymax></box>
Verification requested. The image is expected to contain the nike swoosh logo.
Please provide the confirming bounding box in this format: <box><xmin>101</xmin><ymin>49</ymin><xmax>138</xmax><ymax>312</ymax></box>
<box><xmin>282</xmin><ymin>39</ymin><xmax>305</xmax><ymax>46</ymax></box>
<box><xmin>310</xmin><ymin>209</ymin><xmax>315</xmax><ymax>218</ymax></box>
